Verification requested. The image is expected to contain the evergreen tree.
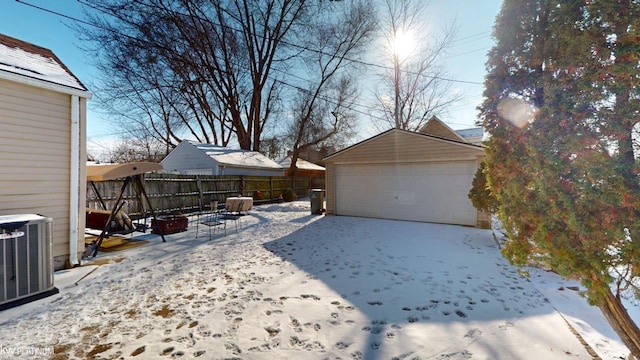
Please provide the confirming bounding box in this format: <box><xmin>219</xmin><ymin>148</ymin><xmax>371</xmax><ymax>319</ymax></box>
<box><xmin>481</xmin><ymin>0</ymin><xmax>640</xmax><ymax>356</ymax></box>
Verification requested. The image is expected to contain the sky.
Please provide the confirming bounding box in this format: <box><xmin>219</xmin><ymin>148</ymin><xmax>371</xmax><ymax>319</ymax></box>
<box><xmin>0</xmin><ymin>0</ymin><xmax>502</xmax><ymax>154</ymax></box>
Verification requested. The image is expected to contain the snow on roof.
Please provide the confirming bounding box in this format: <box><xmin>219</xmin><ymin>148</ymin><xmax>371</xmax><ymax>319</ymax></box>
<box><xmin>191</xmin><ymin>141</ymin><xmax>282</xmax><ymax>169</ymax></box>
<box><xmin>0</xmin><ymin>34</ymin><xmax>87</xmax><ymax>91</ymax></box>
<box><xmin>277</xmin><ymin>156</ymin><xmax>325</xmax><ymax>171</ymax></box>
<box><xmin>455</xmin><ymin>127</ymin><xmax>483</xmax><ymax>139</ymax></box>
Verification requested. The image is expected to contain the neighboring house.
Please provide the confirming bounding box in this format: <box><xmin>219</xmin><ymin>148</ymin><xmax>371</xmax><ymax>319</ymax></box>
<box><xmin>419</xmin><ymin>116</ymin><xmax>484</xmax><ymax>145</ymax></box>
<box><xmin>454</xmin><ymin>127</ymin><xmax>484</xmax><ymax>146</ymax></box>
<box><xmin>323</xmin><ymin>128</ymin><xmax>489</xmax><ymax>228</ymax></box>
<box><xmin>277</xmin><ymin>156</ymin><xmax>326</xmax><ymax>178</ymax></box>
<box><xmin>161</xmin><ymin>140</ymin><xmax>284</xmax><ymax>176</ymax></box>
<box><xmin>0</xmin><ymin>34</ymin><xmax>92</xmax><ymax>269</ymax></box>
<box><xmin>293</xmin><ymin>147</ymin><xmax>335</xmax><ymax>165</ymax></box>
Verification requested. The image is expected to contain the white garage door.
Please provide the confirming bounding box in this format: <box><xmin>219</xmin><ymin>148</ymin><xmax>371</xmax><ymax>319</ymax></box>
<box><xmin>335</xmin><ymin>161</ymin><xmax>477</xmax><ymax>226</ymax></box>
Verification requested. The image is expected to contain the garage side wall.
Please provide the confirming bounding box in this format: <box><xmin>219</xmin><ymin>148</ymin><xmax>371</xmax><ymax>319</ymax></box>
<box><xmin>161</xmin><ymin>141</ymin><xmax>219</xmax><ymax>174</ymax></box>
<box><xmin>0</xmin><ymin>79</ymin><xmax>75</xmax><ymax>268</ymax></box>
<box><xmin>325</xmin><ymin>130</ymin><xmax>485</xmax><ymax>226</ymax></box>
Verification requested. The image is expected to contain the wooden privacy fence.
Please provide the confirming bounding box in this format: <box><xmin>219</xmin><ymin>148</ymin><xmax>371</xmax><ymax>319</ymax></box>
<box><xmin>87</xmin><ymin>173</ymin><xmax>325</xmax><ymax>217</ymax></box>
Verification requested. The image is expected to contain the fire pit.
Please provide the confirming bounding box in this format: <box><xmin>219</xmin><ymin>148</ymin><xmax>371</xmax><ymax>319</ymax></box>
<box><xmin>151</xmin><ymin>215</ymin><xmax>188</xmax><ymax>235</ymax></box>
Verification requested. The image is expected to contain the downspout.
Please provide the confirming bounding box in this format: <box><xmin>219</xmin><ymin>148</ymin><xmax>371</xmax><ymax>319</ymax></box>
<box><xmin>68</xmin><ymin>95</ymin><xmax>80</xmax><ymax>267</ymax></box>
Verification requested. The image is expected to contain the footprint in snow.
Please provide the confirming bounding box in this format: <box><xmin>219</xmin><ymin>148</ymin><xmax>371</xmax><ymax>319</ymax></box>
<box><xmin>224</xmin><ymin>342</ymin><xmax>241</xmax><ymax>355</ymax></box>
<box><xmin>499</xmin><ymin>321</ymin><xmax>515</xmax><ymax>330</ymax></box>
<box><xmin>464</xmin><ymin>328</ymin><xmax>482</xmax><ymax>340</ymax></box>
<box><xmin>264</xmin><ymin>326</ymin><xmax>280</xmax><ymax>337</ymax></box>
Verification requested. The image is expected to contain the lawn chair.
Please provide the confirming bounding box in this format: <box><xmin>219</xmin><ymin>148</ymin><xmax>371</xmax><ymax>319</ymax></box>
<box><xmin>194</xmin><ymin>201</ymin><xmax>225</xmax><ymax>240</ymax></box>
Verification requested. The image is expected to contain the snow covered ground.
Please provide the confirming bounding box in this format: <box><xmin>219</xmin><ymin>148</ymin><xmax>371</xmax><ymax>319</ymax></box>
<box><xmin>0</xmin><ymin>200</ymin><xmax>633</xmax><ymax>359</ymax></box>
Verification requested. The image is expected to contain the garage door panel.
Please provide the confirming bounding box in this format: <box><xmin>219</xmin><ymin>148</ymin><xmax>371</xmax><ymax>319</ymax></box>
<box><xmin>335</xmin><ymin>162</ymin><xmax>477</xmax><ymax>225</ymax></box>
<box><xmin>380</xmin><ymin>191</ymin><xmax>417</xmax><ymax>206</ymax></box>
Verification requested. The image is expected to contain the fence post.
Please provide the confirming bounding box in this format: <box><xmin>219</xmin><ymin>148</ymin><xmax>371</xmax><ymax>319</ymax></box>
<box><xmin>87</xmin><ymin>174</ymin><xmax>325</xmax><ymax>215</ymax></box>
<box><xmin>196</xmin><ymin>175</ymin><xmax>203</xmax><ymax>211</ymax></box>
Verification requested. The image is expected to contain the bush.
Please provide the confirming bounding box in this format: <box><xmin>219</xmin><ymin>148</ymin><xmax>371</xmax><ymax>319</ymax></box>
<box><xmin>281</xmin><ymin>188</ymin><xmax>297</xmax><ymax>202</ymax></box>
<box><xmin>468</xmin><ymin>161</ymin><xmax>498</xmax><ymax>213</ymax></box>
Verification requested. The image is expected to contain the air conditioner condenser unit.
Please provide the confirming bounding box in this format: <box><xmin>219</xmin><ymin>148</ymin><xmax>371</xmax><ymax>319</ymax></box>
<box><xmin>0</xmin><ymin>214</ymin><xmax>58</xmax><ymax>311</ymax></box>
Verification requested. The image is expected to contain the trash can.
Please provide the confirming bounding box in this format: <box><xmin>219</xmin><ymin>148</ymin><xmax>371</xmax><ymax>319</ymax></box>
<box><xmin>309</xmin><ymin>189</ymin><xmax>324</xmax><ymax>215</ymax></box>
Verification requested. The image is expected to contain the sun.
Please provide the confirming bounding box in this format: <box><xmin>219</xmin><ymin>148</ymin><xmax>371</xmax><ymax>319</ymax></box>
<box><xmin>390</xmin><ymin>29</ymin><xmax>415</xmax><ymax>59</ymax></box>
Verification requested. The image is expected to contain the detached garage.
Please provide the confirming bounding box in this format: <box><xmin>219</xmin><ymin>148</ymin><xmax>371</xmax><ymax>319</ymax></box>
<box><xmin>323</xmin><ymin>129</ymin><xmax>488</xmax><ymax>227</ymax></box>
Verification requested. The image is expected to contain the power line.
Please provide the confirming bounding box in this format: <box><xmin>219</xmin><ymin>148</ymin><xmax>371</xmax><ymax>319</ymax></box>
<box><xmin>17</xmin><ymin>0</ymin><xmax>483</xmax><ymax>86</ymax></box>
<box><xmin>448</xmin><ymin>46</ymin><xmax>490</xmax><ymax>59</ymax></box>
<box><xmin>450</xmin><ymin>31</ymin><xmax>492</xmax><ymax>48</ymax></box>
<box><xmin>15</xmin><ymin>0</ymin><xmax>95</xmax><ymax>27</ymax></box>
<box><xmin>17</xmin><ymin>0</ymin><xmax>481</xmax><ymax>137</ymax></box>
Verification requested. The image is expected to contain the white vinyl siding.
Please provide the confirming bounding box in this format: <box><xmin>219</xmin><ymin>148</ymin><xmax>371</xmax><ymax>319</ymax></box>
<box><xmin>0</xmin><ymin>79</ymin><xmax>73</xmax><ymax>268</ymax></box>
<box><xmin>161</xmin><ymin>140</ymin><xmax>285</xmax><ymax>177</ymax></box>
<box><xmin>160</xmin><ymin>141</ymin><xmax>216</xmax><ymax>174</ymax></box>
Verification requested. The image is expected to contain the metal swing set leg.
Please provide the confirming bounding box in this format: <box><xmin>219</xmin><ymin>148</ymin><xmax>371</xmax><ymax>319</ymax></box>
<box><xmin>90</xmin><ymin>175</ymin><xmax>165</xmax><ymax>257</ymax></box>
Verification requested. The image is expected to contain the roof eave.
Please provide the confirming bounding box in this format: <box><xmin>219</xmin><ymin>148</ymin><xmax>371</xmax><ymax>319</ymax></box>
<box><xmin>217</xmin><ymin>162</ymin><xmax>283</xmax><ymax>170</ymax></box>
<box><xmin>323</xmin><ymin>128</ymin><xmax>484</xmax><ymax>161</ymax></box>
<box><xmin>0</xmin><ymin>70</ymin><xmax>92</xmax><ymax>98</ymax></box>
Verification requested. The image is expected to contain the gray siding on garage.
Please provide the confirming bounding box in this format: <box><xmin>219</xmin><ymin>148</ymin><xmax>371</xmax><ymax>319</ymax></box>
<box><xmin>324</xmin><ymin>129</ymin><xmax>486</xmax><ymax>226</ymax></box>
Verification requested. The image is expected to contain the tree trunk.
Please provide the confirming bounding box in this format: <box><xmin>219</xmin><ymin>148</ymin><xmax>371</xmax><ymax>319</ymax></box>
<box><xmin>599</xmin><ymin>288</ymin><xmax>640</xmax><ymax>359</ymax></box>
<box><xmin>288</xmin><ymin>151</ymin><xmax>300</xmax><ymax>177</ymax></box>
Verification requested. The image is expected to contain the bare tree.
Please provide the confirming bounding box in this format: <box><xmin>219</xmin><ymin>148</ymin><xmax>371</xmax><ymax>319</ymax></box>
<box><xmin>99</xmin><ymin>136</ymin><xmax>166</xmax><ymax>164</ymax></box>
<box><xmin>75</xmin><ymin>0</ymin><xmax>312</xmax><ymax>151</ymax></box>
<box><xmin>281</xmin><ymin>0</ymin><xmax>377</xmax><ymax>175</ymax></box>
<box><xmin>372</xmin><ymin>0</ymin><xmax>461</xmax><ymax>131</ymax></box>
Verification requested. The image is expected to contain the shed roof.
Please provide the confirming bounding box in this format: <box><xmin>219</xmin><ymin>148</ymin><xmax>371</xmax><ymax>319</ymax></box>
<box><xmin>190</xmin><ymin>141</ymin><xmax>282</xmax><ymax>169</ymax></box>
<box><xmin>0</xmin><ymin>33</ymin><xmax>88</xmax><ymax>92</ymax></box>
<box><xmin>277</xmin><ymin>156</ymin><xmax>325</xmax><ymax>171</ymax></box>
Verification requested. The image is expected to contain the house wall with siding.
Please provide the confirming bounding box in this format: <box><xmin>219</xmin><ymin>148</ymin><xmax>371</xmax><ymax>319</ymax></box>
<box><xmin>160</xmin><ymin>141</ymin><xmax>218</xmax><ymax>174</ymax></box>
<box><xmin>324</xmin><ymin>130</ymin><xmax>487</xmax><ymax>227</ymax></box>
<box><xmin>0</xmin><ymin>79</ymin><xmax>87</xmax><ymax>269</ymax></box>
<box><xmin>161</xmin><ymin>141</ymin><xmax>285</xmax><ymax>177</ymax></box>
<box><xmin>419</xmin><ymin>120</ymin><xmax>465</xmax><ymax>142</ymax></box>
